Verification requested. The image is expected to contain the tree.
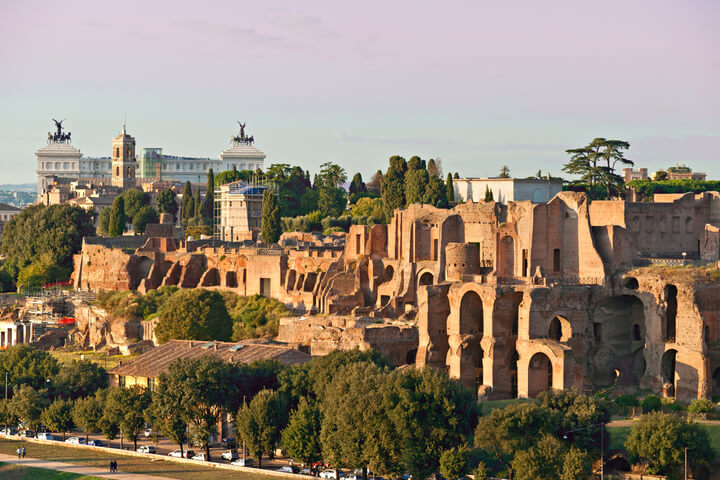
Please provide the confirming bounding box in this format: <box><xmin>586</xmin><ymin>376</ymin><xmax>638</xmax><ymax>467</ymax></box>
<box><xmin>0</xmin><ymin>204</ymin><xmax>94</xmax><ymax>282</ymax></box>
<box><xmin>236</xmin><ymin>389</ymin><xmax>286</xmax><ymax>468</ymax></box>
<box><xmin>281</xmin><ymin>397</ymin><xmax>322</xmax><ymax>465</ymax></box>
<box><xmin>560</xmin><ymin>447</ymin><xmax>593</xmax><ymax>480</ymax></box>
<box><xmin>625</xmin><ymin>412</ymin><xmax>714</xmax><ymax>478</ymax></box>
<box><xmin>405</xmin><ymin>164</ymin><xmax>429</xmax><ymax>206</ymax></box>
<box><xmin>454</xmin><ymin>172</ymin><xmax>459</xmax><ymax>179</ymax></box>
<box><xmin>654</xmin><ymin>170</ymin><xmax>668</xmax><ymax>181</ymax></box>
<box><xmin>474</xmin><ymin>403</ymin><xmax>557</xmax><ymax>479</ymax></box>
<box><xmin>563</xmin><ymin>138</ymin><xmax>632</xmax><ymax>200</ymax></box>
<box><xmin>484</xmin><ymin>185</ymin><xmax>494</xmax><ymax>202</ymax></box>
<box><xmin>318</xmin><ymin>162</ymin><xmax>348</xmax><ymax>217</ymax></box>
<box><xmin>349</xmin><ymin>173</ymin><xmax>366</xmax><ymax>195</ymax></box>
<box><xmin>499</xmin><ymin>165</ymin><xmax>511</xmax><ymax>178</ymax></box>
<box><xmin>381</xmin><ymin>156</ymin><xmax>407</xmax><ymax>219</ymax></box>
<box><xmin>157</xmin><ymin>356</ymin><xmax>240</xmax><ymax>460</ymax></box>
<box><xmin>108</xmin><ymin>196</ymin><xmax>126</xmax><ymax>237</ymax></box>
<box><xmin>202</xmin><ymin>169</ymin><xmax>215</xmax><ymax>219</ymax></box>
<box><xmin>423</xmin><ymin>174</ymin><xmax>448</xmax><ymax>208</ymax></box>
<box><xmin>72</xmin><ymin>396</ymin><xmax>104</xmax><ymax>442</ymax></box>
<box><xmin>194</xmin><ymin>187</ymin><xmax>202</xmax><ymax>218</ymax></box>
<box><xmin>511</xmin><ymin>435</ymin><xmax>565</xmax><ymax>480</ymax></box>
<box><xmin>132</xmin><ymin>205</ymin><xmax>159</xmax><ymax>234</ymax></box>
<box><xmin>103</xmin><ymin>385</ymin><xmax>151</xmax><ymax>450</ymax></box>
<box><xmin>446</xmin><ymin>173</ymin><xmax>455</xmax><ymax>203</ymax></box>
<box><xmin>180</xmin><ymin>181</ymin><xmax>194</xmax><ymax>225</ymax></box>
<box><xmin>9</xmin><ymin>385</ymin><xmax>48</xmax><ymax>431</ymax></box>
<box><xmin>261</xmin><ymin>189</ymin><xmax>281</xmax><ymax>245</ymax></box>
<box><xmin>121</xmin><ymin>188</ymin><xmax>149</xmax><ymax>222</ymax></box>
<box><xmin>154</xmin><ymin>289</ymin><xmax>233</xmax><ymax>343</ymax></box>
<box><xmin>427</xmin><ymin>158</ymin><xmax>442</xmax><ymax>177</ymax></box>
<box><xmin>16</xmin><ymin>252</ymin><xmax>69</xmax><ymax>289</ymax></box>
<box><xmin>473</xmin><ymin>462</ymin><xmax>489</xmax><ymax>480</ymax></box>
<box><xmin>536</xmin><ymin>169</ymin><xmax>543</xmax><ymax>179</ymax></box>
<box><xmin>54</xmin><ymin>359</ymin><xmax>108</xmax><ymax>400</ymax></box>
<box><xmin>0</xmin><ymin>399</ymin><xmax>19</xmax><ymax>431</ymax></box>
<box><xmin>439</xmin><ymin>445</ymin><xmax>469</xmax><ymax>480</ymax></box>
<box><xmin>41</xmin><ymin>398</ymin><xmax>74</xmax><ymax>440</ymax></box>
<box><xmin>0</xmin><ymin>345</ymin><xmax>59</xmax><ymax>393</ymax></box>
<box><xmin>155</xmin><ymin>189</ymin><xmax>179</xmax><ymax>220</ymax></box>
<box><xmin>321</xmin><ymin>162</ymin><xmax>348</xmax><ymax>189</ymax></box>
<box><xmin>367</xmin><ymin>170</ymin><xmax>383</xmax><ymax>195</ymax></box>
<box><xmin>98</xmin><ymin>207</ymin><xmax>111</xmax><ymax>236</ymax></box>
<box><xmin>148</xmin><ymin>380</ymin><xmax>189</xmax><ymax>456</ymax></box>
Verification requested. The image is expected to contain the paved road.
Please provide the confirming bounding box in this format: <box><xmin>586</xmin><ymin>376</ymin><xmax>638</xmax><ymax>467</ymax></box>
<box><xmin>0</xmin><ymin>453</ymin><xmax>171</xmax><ymax>479</ymax></box>
<box><xmin>607</xmin><ymin>418</ymin><xmax>720</xmax><ymax>427</ymax></box>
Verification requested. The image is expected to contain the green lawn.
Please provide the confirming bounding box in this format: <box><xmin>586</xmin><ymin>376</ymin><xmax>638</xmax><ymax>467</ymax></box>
<box><xmin>0</xmin><ymin>439</ymin><xmax>279</xmax><ymax>480</ymax></box>
<box><xmin>607</xmin><ymin>424</ymin><xmax>720</xmax><ymax>458</ymax></box>
<box><xmin>478</xmin><ymin>398</ymin><xmax>532</xmax><ymax>415</ymax></box>
<box><xmin>0</xmin><ymin>462</ymin><xmax>102</xmax><ymax>480</ymax></box>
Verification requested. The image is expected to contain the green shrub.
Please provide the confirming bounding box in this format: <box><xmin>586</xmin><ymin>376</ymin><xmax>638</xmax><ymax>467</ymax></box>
<box><xmin>688</xmin><ymin>398</ymin><xmax>715</xmax><ymax>415</ymax></box>
<box><xmin>642</xmin><ymin>394</ymin><xmax>662</xmax><ymax>413</ymax></box>
<box><xmin>614</xmin><ymin>394</ymin><xmax>639</xmax><ymax>407</ymax></box>
<box><xmin>473</xmin><ymin>461</ymin><xmax>489</xmax><ymax>480</ymax></box>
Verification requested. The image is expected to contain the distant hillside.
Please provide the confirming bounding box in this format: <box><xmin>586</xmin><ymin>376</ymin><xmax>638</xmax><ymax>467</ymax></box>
<box><xmin>0</xmin><ymin>184</ymin><xmax>35</xmax><ymax>192</ymax></box>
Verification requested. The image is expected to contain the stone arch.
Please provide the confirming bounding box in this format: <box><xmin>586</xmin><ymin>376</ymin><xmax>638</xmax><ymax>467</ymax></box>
<box><xmin>200</xmin><ymin>267</ymin><xmax>220</xmax><ymax>287</ymax></box>
<box><xmin>498</xmin><ymin>235</ymin><xmax>515</xmax><ymax>277</ymax></box>
<box><xmin>459</xmin><ymin>290</ymin><xmax>483</xmax><ymax>336</ymax></box>
<box><xmin>661</xmin><ymin>349</ymin><xmax>678</xmax><ymax>397</ymax></box>
<box><xmin>303</xmin><ymin>272</ymin><xmax>318</xmax><ymax>292</ymax></box>
<box><xmin>624</xmin><ymin>277</ymin><xmax>639</xmax><ymax>290</ymax></box>
<box><xmin>548</xmin><ymin>315</ymin><xmax>571</xmax><ymax>342</ymax></box>
<box><xmin>527</xmin><ymin>352</ymin><xmax>553</xmax><ymax>398</ymax></box>
<box><xmin>405</xmin><ymin>349</ymin><xmax>417</xmax><ymax>365</ymax></box>
<box><xmin>418</xmin><ymin>271</ymin><xmax>434</xmax><ymax>287</ymax></box>
<box><xmin>664</xmin><ymin>284</ymin><xmax>677</xmax><ymax>342</ymax></box>
<box><xmin>384</xmin><ymin>265</ymin><xmax>394</xmax><ymax>282</ymax></box>
<box><xmin>225</xmin><ymin>271</ymin><xmax>238</xmax><ymax>288</ymax></box>
<box><xmin>286</xmin><ymin>269</ymin><xmax>297</xmax><ymax>290</ymax></box>
<box><xmin>295</xmin><ymin>273</ymin><xmax>305</xmax><ymax>291</ymax></box>
<box><xmin>133</xmin><ymin>256</ymin><xmax>153</xmax><ymax>290</ymax></box>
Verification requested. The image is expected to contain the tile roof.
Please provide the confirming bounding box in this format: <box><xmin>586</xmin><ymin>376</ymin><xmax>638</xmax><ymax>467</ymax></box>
<box><xmin>0</xmin><ymin>203</ymin><xmax>21</xmax><ymax>211</ymax></box>
<box><xmin>108</xmin><ymin>339</ymin><xmax>310</xmax><ymax>378</ymax></box>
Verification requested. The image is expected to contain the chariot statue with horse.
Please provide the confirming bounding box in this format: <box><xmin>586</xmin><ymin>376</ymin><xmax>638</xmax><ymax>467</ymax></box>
<box><xmin>230</xmin><ymin>121</ymin><xmax>255</xmax><ymax>145</ymax></box>
<box><xmin>48</xmin><ymin>118</ymin><xmax>72</xmax><ymax>144</ymax></box>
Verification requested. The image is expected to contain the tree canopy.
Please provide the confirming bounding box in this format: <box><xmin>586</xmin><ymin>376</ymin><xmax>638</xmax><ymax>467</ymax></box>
<box><xmin>562</xmin><ymin>137</ymin><xmax>632</xmax><ymax>200</ymax></box>
<box><xmin>261</xmin><ymin>189</ymin><xmax>281</xmax><ymax>244</ymax></box>
<box><xmin>154</xmin><ymin>289</ymin><xmax>233</xmax><ymax>343</ymax></box>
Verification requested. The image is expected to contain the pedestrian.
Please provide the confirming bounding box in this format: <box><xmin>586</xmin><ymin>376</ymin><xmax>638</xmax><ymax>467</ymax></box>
<box><xmin>16</xmin><ymin>447</ymin><xmax>21</xmax><ymax>459</ymax></box>
<box><xmin>113</xmin><ymin>460</ymin><xmax>117</xmax><ymax>472</ymax></box>
<box><xmin>109</xmin><ymin>460</ymin><xmax>113</xmax><ymax>472</ymax></box>
<box><xmin>21</xmin><ymin>447</ymin><xmax>25</xmax><ymax>458</ymax></box>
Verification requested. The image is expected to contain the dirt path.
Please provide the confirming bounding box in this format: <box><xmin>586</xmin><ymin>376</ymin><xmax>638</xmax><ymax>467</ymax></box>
<box><xmin>0</xmin><ymin>453</ymin><xmax>171</xmax><ymax>479</ymax></box>
<box><xmin>607</xmin><ymin>418</ymin><xmax>720</xmax><ymax>427</ymax></box>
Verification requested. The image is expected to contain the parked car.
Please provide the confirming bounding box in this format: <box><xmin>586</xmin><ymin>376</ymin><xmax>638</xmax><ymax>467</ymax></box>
<box><xmin>221</xmin><ymin>450</ymin><xmax>239</xmax><ymax>461</ymax></box>
<box><xmin>37</xmin><ymin>432</ymin><xmax>54</xmax><ymax>441</ymax></box>
<box><xmin>300</xmin><ymin>468</ymin><xmax>312</xmax><ymax>475</ymax></box>
<box><xmin>23</xmin><ymin>430</ymin><xmax>36</xmax><ymax>438</ymax></box>
<box><xmin>192</xmin><ymin>452</ymin><xmax>208</xmax><ymax>461</ymax></box>
<box><xmin>65</xmin><ymin>437</ymin><xmax>86</xmax><ymax>445</ymax></box>
<box><xmin>341</xmin><ymin>475</ymin><xmax>361</xmax><ymax>480</ymax></box>
<box><xmin>278</xmin><ymin>465</ymin><xmax>298</xmax><ymax>473</ymax></box>
<box><xmin>137</xmin><ymin>445</ymin><xmax>156</xmax><ymax>454</ymax></box>
<box><xmin>1</xmin><ymin>427</ymin><xmax>18</xmax><ymax>435</ymax></box>
<box><xmin>168</xmin><ymin>449</ymin><xmax>195</xmax><ymax>459</ymax></box>
<box><xmin>320</xmin><ymin>470</ymin><xmax>342</xmax><ymax>479</ymax></box>
<box><xmin>222</xmin><ymin>437</ymin><xmax>237</xmax><ymax>448</ymax></box>
<box><xmin>144</xmin><ymin>427</ymin><xmax>152</xmax><ymax>437</ymax></box>
<box><xmin>231</xmin><ymin>458</ymin><xmax>254</xmax><ymax>467</ymax></box>
<box><xmin>88</xmin><ymin>440</ymin><xmax>104</xmax><ymax>446</ymax></box>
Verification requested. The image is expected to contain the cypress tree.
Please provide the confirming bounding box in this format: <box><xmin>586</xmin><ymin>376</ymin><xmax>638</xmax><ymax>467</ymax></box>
<box><xmin>484</xmin><ymin>185</ymin><xmax>494</xmax><ymax>202</ymax></box>
<box><xmin>194</xmin><ymin>187</ymin><xmax>202</xmax><ymax>218</ymax></box>
<box><xmin>108</xmin><ymin>196</ymin><xmax>126</xmax><ymax>237</ymax></box>
<box><xmin>261</xmin><ymin>189</ymin><xmax>281</xmax><ymax>244</ymax></box>
<box><xmin>446</xmin><ymin>173</ymin><xmax>455</xmax><ymax>203</ymax></box>
<box><xmin>381</xmin><ymin>156</ymin><xmax>407</xmax><ymax>219</ymax></box>
<box><xmin>181</xmin><ymin>181</ymin><xmax>194</xmax><ymax>224</ymax></box>
<box><xmin>202</xmin><ymin>169</ymin><xmax>215</xmax><ymax>219</ymax></box>
<box><xmin>349</xmin><ymin>173</ymin><xmax>366</xmax><ymax>195</ymax></box>
<box><xmin>453</xmin><ymin>172</ymin><xmax>459</xmax><ymax>179</ymax></box>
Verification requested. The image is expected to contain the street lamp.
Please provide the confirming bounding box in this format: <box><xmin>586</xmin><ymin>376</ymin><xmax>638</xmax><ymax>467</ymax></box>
<box><xmin>562</xmin><ymin>422</ymin><xmax>605</xmax><ymax>480</ymax></box>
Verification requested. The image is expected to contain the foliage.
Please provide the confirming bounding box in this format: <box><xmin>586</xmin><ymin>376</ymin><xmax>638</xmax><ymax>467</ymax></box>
<box><xmin>473</xmin><ymin>461</ymin><xmax>489</xmax><ymax>480</ymax></box>
<box><xmin>367</xmin><ymin>170</ymin><xmax>383</xmax><ymax>195</ymax></box>
<box><xmin>511</xmin><ymin>435</ymin><xmax>591</xmax><ymax>480</ymax></box>
<box><xmin>0</xmin><ymin>344</ymin><xmax>60</xmax><ymax>394</ymax></box>
<box><xmin>132</xmin><ymin>205</ymin><xmax>159</xmax><ymax>234</ymax></box>
<box><xmin>537</xmin><ymin>389</ymin><xmax>611</xmax><ymax>453</ymax></box>
<box><xmin>97</xmin><ymin>207</ymin><xmax>111</xmax><ymax>236</ymax></box>
<box><xmin>687</xmin><ymin>398</ymin><xmax>715</xmax><ymax>415</ymax></box>
<box><xmin>0</xmin><ymin>398</ymin><xmax>19</xmax><ymax>429</ymax></box>
<box><xmin>625</xmin><ymin>412</ymin><xmax>714</xmax><ymax>478</ymax></box>
<box><xmin>281</xmin><ymin>397</ymin><xmax>322</xmax><ymax>464</ymax></box>
<box><xmin>95</xmin><ymin>286</ymin><xmax>178</xmax><ymax>321</ymax></box>
<box><xmin>235</xmin><ymin>389</ymin><xmax>287</xmax><ymax>468</ymax></box>
<box><xmin>261</xmin><ymin>189</ymin><xmax>281</xmax><ymax>244</ymax></box>
<box><xmin>41</xmin><ymin>398</ymin><xmax>74</xmax><ymax>440</ymax></box>
<box><xmin>626</xmin><ymin>179</ymin><xmax>720</xmax><ymax>202</ymax></box>
<box><xmin>614</xmin><ymin>394</ymin><xmax>639</xmax><ymax>407</ymax></box>
<box><xmin>155</xmin><ymin>189</ymin><xmax>179</xmax><ymax>220</ymax></box>
<box><xmin>0</xmin><ymin>266</ymin><xmax>15</xmax><ymax>292</ymax></box>
<box><xmin>53</xmin><ymin>359</ymin><xmax>108</xmax><ymax>400</ymax></box>
<box><xmin>562</xmin><ymin>138</ymin><xmax>632</xmax><ymax>200</ymax></box>
<box><xmin>202</xmin><ymin>169</ymin><xmax>214</xmax><ymax>219</ymax></box>
<box><xmin>424</xmin><ymin>173</ymin><xmax>448</xmax><ymax>208</ymax></box>
<box><xmin>642</xmin><ymin>394</ymin><xmax>663</xmax><ymax>413</ymax></box>
<box><xmin>0</xmin><ymin>204</ymin><xmax>95</xmax><ymax>282</ymax></box>
<box><xmin>381</xmin><ymin>155</ymin><xmax>407</xmax><ymax>219</ymax></box>
<box><xmin>349</xmin><ymin>173</ymin><xmax>366</xmax><ymax>195</ymax></box>
<box><xmin>446</xmin><ymin>173</ymin><xmax>455</xmax><ymax>203</ymax></box>
<box><xmin>16</xmin><ymin>253</ymin><xmax>70</xmax><ymax>289</ymax></box>
<box><xmin>154</xmin><ymin>289</ymin><xmax>233</xmax><ymax>343</ymax></box>
<box><xmin>180</xmin><ymin>181</ymin><xmax>194</xmax><ymax>226</ymax></box>
<box><xmin>108</xmin><ymin>196</ymin><xmax>126</xmax><ymax>237</ymax></box>
<box><xmin>102</xmin><ymin>385</ymin><xmax>151</xmax><ymax>450</ymax></box>
<box><xmin>439</xmin><ymin>445</ymin><xmax>469</xmax><ymax>480</ymax></box>
<box><xmin>404</xmin><ymin>157</ymin><xmax>429</xmax><ymax>206</ymax></box>
<box><xmin>121</xmin><ymin>188</ymin><xmax>150</xmax><ymax>223</ymax></box>
<box><xmin>72</xmin><ymin>395</ymin><xmax>104</xmax><ymax>442</ymax></box>
<box><xmin>281</xmin><ymin>211</ymin><xmax>324</xmax><ymax>232</ymax></box>
<box><xmin>9</xmin><ymin>385</ymin><xmax>48</xmax><ymax>431</ymax></box>
<box><xmin>484</xmin><ymin>185</ymin><xmax>494</xmax><ymax>202</ymax></box>
<box><xmin>215</xmin><ymin>167</ymin><xmax>253</xmax><ymax>186</ymax></box>
<box><xmin>350</xmin><ymin>197</ymin><xmax>385</xmax><ymax>220</ymax></box>
<box><xmin>499</xmin><ymin>165</ymin><xmax>511</xmax><ymax>178</ymax></box>
<box><xmin>227</xmin><ymin>293</ymin><xmax>290</xmax><ymax>340</ymax></box>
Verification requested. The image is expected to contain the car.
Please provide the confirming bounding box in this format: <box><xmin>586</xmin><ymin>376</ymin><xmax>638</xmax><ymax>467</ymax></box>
<box><xmin>168</xmin><ymin>449</ymin><xmax>195</xmax><ymax>458</ymax></box>
<box><xmin>88</xmin><ymin>440</ymin><xmax>104</xmax><ymax>447</ymax></box>
<box><xmin>37</xmin><ymin>432</ymin><xmax>54</xmax><ymax>441</ymax></box>
<box><xmin>231</xmin><ymin>458</ymin><xmax>254</xmax><ymax>467</ymax></box>
<box><xmin>300</xmin><ymin>468</ymin><xmax>312</xmax><ymax>475</ymax></box>
<box><xmin>342</xmin><ymin>475</ymin><xmax>361</xmax><ymax>480</ymax></box>
<box><xmin>320</xmin><ymin>470</ymin><xmax>342</xmax><ymax>479</ymax></box>
<box><xmin>222</xmin><ymin>437</ymin><xmax>237</xmax><ymax>448</ymax></box>
<box><xmin>221</xmin><ymin>450</ymin><xmax>239</xmax><ymax>461</ymax></box>
<box><xmin>278</xmin><ymin>465</ymin><xmax>298</xmax><ymax>473</ymax></box>
<box><xmin>137</xmin><ymin>445</ymin><xmax>156</xmax><ymax>454</ymax></box>
<box><xmin>192</xmin><ymin>452</ymin><xmax>208</xmax><ymax>461</ymax></box>
<box><xmin>65</xmin><ymin>437</ymin><xmax>86</xmax><ymax>445</ymax></box>
<box><xmin>1</xmin><ymin>427</ymin><xmax>18</xmax><ymax>435</ymax></box>
<box><xmin>23</xmin><ymin>430</ymin><xmax>36</xmax><ymax>438</ymax></box>
<box><xmin>144</xmin><ymin>428</ymin><xmax>153</xmax><ymax>437</ymax></box>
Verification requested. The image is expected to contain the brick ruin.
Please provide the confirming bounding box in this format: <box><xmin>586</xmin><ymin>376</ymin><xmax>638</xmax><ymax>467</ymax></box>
<box><xmin>72</xmin><ymin>191</ymin><xmax>720</xmax><ymax>401</ymax></box>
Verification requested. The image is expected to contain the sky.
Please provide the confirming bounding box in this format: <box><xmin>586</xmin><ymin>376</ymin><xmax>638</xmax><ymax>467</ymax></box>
<box><xmin>1</xmin><ymin>0</ymin><xmax>719</xmax><ymax>184</ymax></box>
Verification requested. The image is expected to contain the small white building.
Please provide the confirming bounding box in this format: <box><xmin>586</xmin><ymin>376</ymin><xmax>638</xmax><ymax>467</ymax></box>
<box><xmin>452</xmin><ymin>177</ymin><xmax>563</xmax><ymax>204</ymax></box>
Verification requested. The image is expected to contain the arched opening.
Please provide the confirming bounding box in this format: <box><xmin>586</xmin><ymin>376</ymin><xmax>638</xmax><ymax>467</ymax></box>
<box><xmin>405</xmin><ymin>349</ymin><xmax>417</xmax><ymax>366</ymax></box>
<box><xmin>528</xmin><ymin>352</ymin><xmax>553</xmax><ymax>398</ymax></box>
<box><xmin>295</xmin><ymin>273</ymin><xmax>305</xmax><ymax>291</ymax></box>
<box><xmin>384</xmin><ymin>265</ymin><xmax>394</xmax><ymax>282</ymax></box>
<box><xmin>459</xmin><ymin>291</ymin><xmax>483</xmax><ymax>336</ymax></box>
<box><xmin>633</xmin><ymin>324</ymin><xmax>641</xmax><ymax>341</ymax></box>
<box><xmin>712</xmin><ymin>367</ymin><xmax>720</xmax><ymax>400</ymax></box>
<box><xmin>286</xmin><ymin>270</ymin><xmax>296</xmax><ymax>290</ymax></box>
<box><xmin>510</xmin><ymin>350</ymin><xmax>519</xmax><ymax>398</ymax></box>
<box><xmin>418</xmin><ymin>271</ymin><xmax>434</xmax><ymax>287</ymax></box>
<box><xmin>473</xmin><ymin>346</ymin><xmax>484</xmax><ymax>392</ymax></box>
<box><xmin>549</xmin><ymin>317</ymin><xmax>562</xmax><ymax>341</ymax></box>
<box><xmin>661</xmin><ymin>349</ymin><xmax>677</xmax><ymax>397</ymax></box>
<box><xmin>624</xmin><ymin>277</ymin><xmax>639</xmax><ymax>290</ymax></box>
<box><xmin>498</xmin><ymin>236</ymin><xmax>515</xmax><ymax>277</ymax></box>
<box><xmin>664</xmin><ymin>285</ymin><xmax>677</xmax><ymax>342</ymax></box>
<box><xmin>225</xmin><ymin>271</ymin><xmax>238</xmax><ymax>288</ymax></box>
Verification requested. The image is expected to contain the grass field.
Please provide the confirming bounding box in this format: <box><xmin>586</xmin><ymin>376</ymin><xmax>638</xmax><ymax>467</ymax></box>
<box><xmin>0</xmin><ymin>439</ymin><xmax>279</xmax><ymax>480</ymax></box>
<box><xmin>0</xmin><ymin>462</ymin><xmax>102</xmax><ymax>480</ymax></box>
<box><xmin>608</xmin><ymin>424</ymin><xmax>720</xmax><ymax>458</ymax></box>
<box><xmin>50</xmin><ymin>350</ymin><xmax>134</xmax><ymax>371</ymax></box>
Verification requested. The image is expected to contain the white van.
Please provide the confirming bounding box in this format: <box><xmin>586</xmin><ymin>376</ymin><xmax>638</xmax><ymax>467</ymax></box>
<box><xmin>37</xmin><ymin>432</ymin><xmax>54</xmax><ymax>441</ymax></box>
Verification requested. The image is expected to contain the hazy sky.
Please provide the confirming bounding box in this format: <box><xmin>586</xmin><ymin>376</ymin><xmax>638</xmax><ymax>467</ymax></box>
<box><xmin>1</xmin><ymin>0</ymin><xmax>718</xmax><ymax>183</ymax></box>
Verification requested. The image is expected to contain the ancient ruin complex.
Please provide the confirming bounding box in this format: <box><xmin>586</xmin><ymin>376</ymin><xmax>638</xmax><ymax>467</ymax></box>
<box><xmin>72</xmin><ymin>191</ymin><xmax>720</xmax><ymax>401</ymax></box>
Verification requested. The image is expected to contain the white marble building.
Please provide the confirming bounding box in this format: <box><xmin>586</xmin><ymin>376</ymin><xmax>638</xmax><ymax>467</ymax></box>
<box><xmin>452</xmin><ymin>176</ymin><xmax>563</xmax><ymax>204</ymax></box>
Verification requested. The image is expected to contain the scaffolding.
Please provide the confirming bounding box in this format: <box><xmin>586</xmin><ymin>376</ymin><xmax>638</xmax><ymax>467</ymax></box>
<box><xmin>213</xmin><ymin>175</ymin><xmax>278</xmax><ymax>242</ymax></box>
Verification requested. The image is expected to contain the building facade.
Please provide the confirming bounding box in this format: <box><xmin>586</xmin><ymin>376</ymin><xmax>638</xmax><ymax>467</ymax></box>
<box><xmin>452</xmin><ymin>177</ymin><xmax>563</xmax><ymax>204</ymax></box>
<box><xmin>215</xmin><ymin>183</ymin><xmax>269</xmax><ymax>242</ymax></box>
<box><xmin>622</xmin><ymin>168</ymin><xmax>649</xmax><ymax>182</ymax></box>
<box><xmin>666</xmin><ymin>164</ymin><xmax>707</xmax><ymax>181</ymax></box>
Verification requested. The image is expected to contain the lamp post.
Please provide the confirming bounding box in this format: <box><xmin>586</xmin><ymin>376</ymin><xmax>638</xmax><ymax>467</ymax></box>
<box><xmin>685</xmin><ymin>446</ymin><xmax>688</xmax><ymax>480</ymax></box>
<box><xmin>563</xmin><ymin>422</ymin><xmax>605</xmax><ymax>480</ymax></box>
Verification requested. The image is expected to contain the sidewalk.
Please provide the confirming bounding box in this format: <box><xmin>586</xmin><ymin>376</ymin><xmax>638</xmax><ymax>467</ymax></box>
<box><xmin>0</xmin><ymin>453</ymin><xmax>171</xmax><ymax>480</ymax></box>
